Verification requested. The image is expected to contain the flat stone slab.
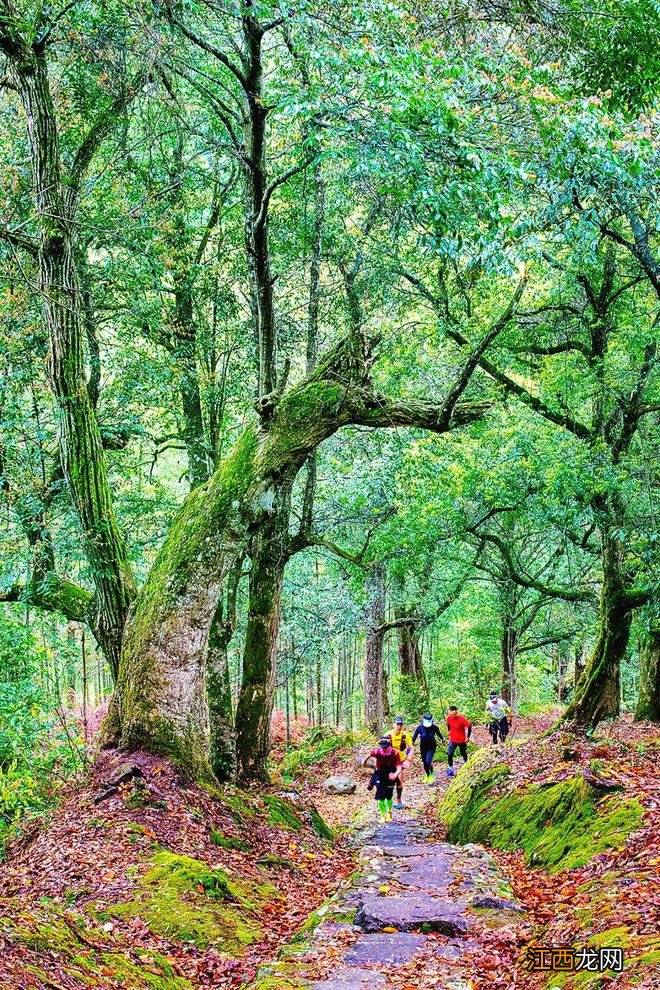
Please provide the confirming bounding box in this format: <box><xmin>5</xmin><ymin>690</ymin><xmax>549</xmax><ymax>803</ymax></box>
<box><xmin>394</xmin><ymin>853</ymin><xmax>455</xmax><ymax>888</ymax></box>
<box><xmin>344</xmin><ymin>933</ymin><xmax>427</xmax><ymax>965</ymax></box>
<box><xmin>471</xmin><ymin>894</ymin><xmax>524</xmax><ymax>912</ymax></box>
<box><xmin>355</xmin><ymin>893</ymin><xmax>470</xmax><ymax>935</ymax></box>
<box><xmin>309</xmin><ymin>966</ymin><xmax>387</xmax><ymax>990</ymax></box>
<box><xmin>380</xmin><ymin>844</ymin><xmax>437</xmax><ymax>858</ymax></box>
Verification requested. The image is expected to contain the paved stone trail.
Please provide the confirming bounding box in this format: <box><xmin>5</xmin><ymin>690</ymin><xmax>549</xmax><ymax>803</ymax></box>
<box><xmin>259</xmin><ymin>778</ymin><xmax>524</xmax><ymax>990</ymax></box>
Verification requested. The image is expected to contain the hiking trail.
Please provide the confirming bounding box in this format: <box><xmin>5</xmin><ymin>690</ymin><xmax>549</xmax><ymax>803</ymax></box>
<box><xmin>255</xmin><ymin>776</ymin><xmax>525</xmax><ymax>990</ymax></box>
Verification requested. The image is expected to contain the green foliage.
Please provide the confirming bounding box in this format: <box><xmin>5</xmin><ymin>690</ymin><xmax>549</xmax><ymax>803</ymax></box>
<box><xmin>276</xmin><ymin>730</ymin><xmax>354</xmax><ymax>785</ymax></box>
<box><xmin>0</xmin><ymin>679</ymin><xmax>86</xmax><ymax>854</ymax></box>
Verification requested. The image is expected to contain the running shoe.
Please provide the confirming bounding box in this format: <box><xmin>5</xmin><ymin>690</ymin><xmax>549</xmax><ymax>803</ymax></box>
<box><xmin>394</xmin><ymin>801</ymin><xmax>404</xmax><ymax>809</ymax></box>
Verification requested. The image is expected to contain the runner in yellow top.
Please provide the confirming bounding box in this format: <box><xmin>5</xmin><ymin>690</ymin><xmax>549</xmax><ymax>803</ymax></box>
<box><xmin>389</xmin><ymin>715</ymin><xmax>413</xmax><ymax>808</ymax></box>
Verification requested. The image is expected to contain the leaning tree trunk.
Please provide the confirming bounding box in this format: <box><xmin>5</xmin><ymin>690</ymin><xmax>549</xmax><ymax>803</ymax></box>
<box><xmin>562</xmin><ymin>531</ymin><xmax>632</xmax><ymax>729</ymax></box>
<box><xmin>104</xmin><ymin>332</ymin><xmax>486</xmax><ymax>777</ymax></box>
<box><xmin>235</xmin><ymin>495</ymin><xmax>290</xmax><ymax>781</ymax></box>
<box><xmin>364</xmin><ymin>562</ymin><xmax>386</xmax><ymax>733</ymax></box>
<box><xmin>635</xmin><ymin>622</ymin><xmax>660</xmax><ymax>722</ymax></box>
<box><xmin>6</xmin><ymin>41</ymin><xmax>135</xmax><ymax>674</ymax></box>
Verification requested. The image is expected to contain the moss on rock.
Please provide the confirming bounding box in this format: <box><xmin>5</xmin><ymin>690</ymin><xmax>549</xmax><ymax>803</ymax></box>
<box><xmin>309</xmin><ymin>806</ymin><xmax>334</xmax><ymax>842</ymax></box>
<box><xmin>264</xmin><ymin>795</ymin><xmax>303</xmax><ymax>832</ymax></box>
<box><xmin>102</xmin><ymin>851</ymin><xmax>278</xmax><ymax>951</ymax></box>
<box><xmin>440</xmin><ymin>751</ymin><xmax>643</xmax><ymax>871</ymax></box>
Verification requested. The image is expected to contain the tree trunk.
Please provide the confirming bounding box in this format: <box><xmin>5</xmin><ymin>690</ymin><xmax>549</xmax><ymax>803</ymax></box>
<box><xmin>574</xmin><ymin>638</ymin><xmax>587</xmax><ymax>692</ymax></box>
<box><xmin>173</xmin><ymin>284</ymin><xmax>211</xmax><ymax>489</ymax></box>
<box><xmin>563</xmin><ymin>531</ymin><xmax>631</xmax><ymax>728</ymax></box>
<box><xmin>105</xmin><ymin>332</ymin><xmax>486</xmax><ymax>776</ymax></box>
<box><xmin>235</xmin><ymin>492</ymin><xmax>290</xmax><ymax>781</ymax></box>
<box><xmin>396</xmin><ymin>610</ymin><xmax>428</xmax><ymax>697</ymax></box>
<box><xmin>501</xmin><ymin>624</ymin><xmax>520</xmax><ymax>714</ymax></box>
<box><xmin>207</xmin><ymin>556</ymin><xmax>243</xmax><ymax>781</ymax></box>
<box><xmin>5</xmin><ymin>41</ymin><xmax>135</xmax><ymax>675</ymax></box>
<box><xmin>635</xmin><ymin>623</ymin><xmax>660</xmax><ymax>722</ymax></box>
<box><xmin>364</xmin><ymin>562</ymin><xmax>386</xmax><ymax>733</ymax></box>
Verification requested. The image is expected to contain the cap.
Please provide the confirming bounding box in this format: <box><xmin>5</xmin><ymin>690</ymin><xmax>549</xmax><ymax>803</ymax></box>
<box><xmin>379</xmin><ymin>736</ymin><xmax>392</xmax><ymax>747</ymax></box>
<box><xmin>422</xmin><ymin>715</ymin><xmax>433</xmax><ymax>727</ymax></box>
<box><xmin>489</xmin><ymin>691</ymin><xmax>498</xmax><ymax>698</ymax></box>
<box><xmin>394</xmin><ymin>716</ymin><xmax>404</xmax><ymax>724</ymax></box>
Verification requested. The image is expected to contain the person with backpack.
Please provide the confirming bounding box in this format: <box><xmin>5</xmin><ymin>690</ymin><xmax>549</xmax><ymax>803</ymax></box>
<box><xmin>485</xmin><ymin>691</ymin><xmax>512</xmax><ymax>744</ymax></box>
<box><xmin>445</xmin><ymin>706</ymin><xmax>472</xmax><ymax>778</ymax></box>
<box><xmin>412</xmin><ymin>714</ymin><xmax>445</xmax><ymax>783</ymax></box>
<box><xmin>390</xmin><ymin>715</ymin><xmax>413</xmax><ymax>808</ymax></box>
<box><xmin>363</xmin><ymin>735</ymin><xmax>403</xmax><ymax>823</ymax></box>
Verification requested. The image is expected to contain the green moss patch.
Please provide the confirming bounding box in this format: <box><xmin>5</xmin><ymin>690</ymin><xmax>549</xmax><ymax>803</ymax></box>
<box><xmin>440</xmin><ymin>751</ymin><xmax>643</xmax><ymax>872</ymax></box>
<box><xmin>264</xmin><ymin>795</ymin><xmax>303</xmax><ymax>832</ymax></box>
<box><xmin>309</xmin><ymin>807</ymin><xmax>334</xmax><ymax>842</ymax></box>
<box><xmin>210</xmin><ymin>828</ymin><xmax>250</xmax><ymax>851</ymax></box>
<box><xmin>102</xmin><ymin>851</ymin><xmax>278</xmax><ymax>951</ymax></box>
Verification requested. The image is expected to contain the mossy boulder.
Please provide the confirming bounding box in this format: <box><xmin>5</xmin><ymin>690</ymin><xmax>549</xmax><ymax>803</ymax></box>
<box><xmin>102</xmin><ymin>851</ymin><xmax>279</xmax><ymax>951</ymax></box>
<box><xmin>440</xmin><ymin>749</ymin><xmax>644</xmax><ymax>872</ymax></box>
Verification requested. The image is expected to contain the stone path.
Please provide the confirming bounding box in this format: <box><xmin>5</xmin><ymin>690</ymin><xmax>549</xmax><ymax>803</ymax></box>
<box><xmin>256</xmin><ymin>778</ymin><xmax>524</xmax><ymax>990</ymax></box>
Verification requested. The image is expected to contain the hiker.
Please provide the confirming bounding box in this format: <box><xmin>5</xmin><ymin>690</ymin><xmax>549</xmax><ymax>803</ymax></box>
<box><xmin>390</xmin><ymin>715</ymin><xmax>414</xmax><ymax>808</ymax></box>
<box><xmin>445</xmin><ymin>705</ymin><xmax>472</xmax><ymax>778</ymax></box>
<box><xmin>412</xmin><ymin>713</ymin><xmax>445</xmax><ymax>783</ymax></box>
<box><xmin>363</xmin><ymin>735</ymin><xmax>403</xmax><ymax>823</ymax></box>
<box><xmin>485</xmin><ymin>691</ymin><xmax>512</xmax><ymax>744</ymax></box>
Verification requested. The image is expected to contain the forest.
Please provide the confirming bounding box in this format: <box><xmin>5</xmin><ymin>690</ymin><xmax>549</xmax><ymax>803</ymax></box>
<box><xmin>0</xmin><ymin>1</ymin><xmax>658</xmax><ymax>989</ymax></box>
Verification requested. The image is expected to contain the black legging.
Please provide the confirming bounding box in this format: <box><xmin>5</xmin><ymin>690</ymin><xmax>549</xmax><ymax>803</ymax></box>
<box><xmin>447</xmin><ymin>741</ymin><xmax>468</xmax><ymax>766</ymax></box>
<box><xmin>489</xmin><ymin>717</ymin><xmax>509</xmax><ymax>744</ymax></box>
<box><xmin>421</xmin><ymin>745</ymin><xmax>436</xmax><ymax>775</ymax></box>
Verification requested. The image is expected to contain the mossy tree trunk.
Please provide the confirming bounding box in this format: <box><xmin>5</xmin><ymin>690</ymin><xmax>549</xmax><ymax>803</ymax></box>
<box><xmin>0</xmin><ymin>26</ymin><xmax>137</xmax><ymax>675</ymax></box>
<box><xmin>208</xmin><ymin>556</ymin><xmax>244</xmax><ymax>780</ymax></box>
<box><xmin>235</xmin><ymin>495</ymin><xmax>290</xmax><ymax>781</ymax></box>
<box><xmin>635</xmin><ymin>622</ymin><xmax>660</xmax><ymax>722</ymax></box>
<box><xmin>105</xmin><ymin>331</ymin><xmax>486</xmax><ymax>776</ymax></box>
<box><xmin>563</xmin><ymin>526</ymin><xmax>633</xmax><ymax>728</ymax></box>
<box><xmin>396</xmin><ymin>610</ymin><xmax>425</xmax><ymax>684</ymax></box>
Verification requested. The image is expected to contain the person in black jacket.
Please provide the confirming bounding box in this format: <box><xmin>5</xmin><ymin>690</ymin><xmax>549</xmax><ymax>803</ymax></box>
<box><xmin>412</xmin><ymin>714</ymin><xmax>445</xmax><ymax>783</ymax></box>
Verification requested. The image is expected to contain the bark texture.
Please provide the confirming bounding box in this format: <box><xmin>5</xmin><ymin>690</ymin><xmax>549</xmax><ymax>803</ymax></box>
<box><xmin>563</xmin><ymin>529</ymin><xmax>632</xmax><ymax>728</ymax></box>
<box><xmin>635</xmin><ymin>624</ymin><xmax>660</xmax><ymax>722</ymax></box>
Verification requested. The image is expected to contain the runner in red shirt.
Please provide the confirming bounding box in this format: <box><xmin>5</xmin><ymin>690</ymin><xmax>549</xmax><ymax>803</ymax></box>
<box><xmin>446</xmin><ymin>706</ymin><xmax>472</xmax><ymax>778</ymax></box>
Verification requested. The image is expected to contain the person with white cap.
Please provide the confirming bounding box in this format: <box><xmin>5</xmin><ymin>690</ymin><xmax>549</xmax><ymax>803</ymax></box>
<box><xmin>485</xmin><ymin>691</ymin><xmax>512</xmax><ymax>744</ymax></box>
<box><xmin>412</xmin><ymin>714</ymin><xmax>445</xmax><ymax>783</ymax></box>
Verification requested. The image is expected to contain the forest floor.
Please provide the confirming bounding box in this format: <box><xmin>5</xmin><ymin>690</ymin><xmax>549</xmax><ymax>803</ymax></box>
<box><xmin>0</xmin><ymin>714</ymin><xmax>657</xmax><ymax>990</ymax></box>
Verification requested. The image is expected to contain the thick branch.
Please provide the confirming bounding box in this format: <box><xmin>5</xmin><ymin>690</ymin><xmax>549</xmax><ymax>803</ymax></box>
<box><xmin>0</xmin><ymin>573</ymin><xmax>92</xmax><ymax>623</ymax></box>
